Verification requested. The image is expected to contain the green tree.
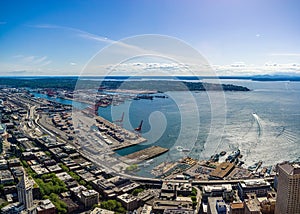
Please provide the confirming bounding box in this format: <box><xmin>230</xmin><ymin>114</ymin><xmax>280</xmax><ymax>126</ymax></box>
<box><xmin>59</xmin><ymin>163</ymin><xmax>69</xmax><ymax>172</ymax></box>
<box><xmin>132</xmin><ymin>188</ymin><xmax>144</xmax><ymax>196</ymax></box>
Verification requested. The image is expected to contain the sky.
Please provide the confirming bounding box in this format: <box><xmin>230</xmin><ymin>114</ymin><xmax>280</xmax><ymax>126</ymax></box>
<box><xmin>0</xmin><ymin>0</ymin><xmax>300</xmax><ymax>76</ymax></box>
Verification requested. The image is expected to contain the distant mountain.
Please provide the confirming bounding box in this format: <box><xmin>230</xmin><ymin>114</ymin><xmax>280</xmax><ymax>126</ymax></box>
<box><xmin>249</xmin><ymin>74</ymin><xmax>300</xmax><ymax>81</ymax></box>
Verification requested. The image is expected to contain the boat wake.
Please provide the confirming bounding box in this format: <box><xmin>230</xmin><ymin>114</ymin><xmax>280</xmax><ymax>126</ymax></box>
<box><xmin>252</xmin><ymin>113</ymin><xmax>263</xmax><ymax>137</ymax></box>
<box><xmin>276</xmin><ymin>127</ymin><xmax>297</xmax><ymax>144</ymax></box>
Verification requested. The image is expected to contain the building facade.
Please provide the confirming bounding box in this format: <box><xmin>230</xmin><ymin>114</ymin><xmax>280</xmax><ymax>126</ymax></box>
<box><xmin>16</xmin><ymin>173</ymin><xmax>34</xmax><ymax>210</ymax></box>
<box><xmin>275</xmin><ymin>162</ymin><xmax>300</xmax><ymax>214</ymax></box>
<box><xmin>237</xmin><ymin>179</ymin><xmax>271</xmax><ymax>200</ymax></box>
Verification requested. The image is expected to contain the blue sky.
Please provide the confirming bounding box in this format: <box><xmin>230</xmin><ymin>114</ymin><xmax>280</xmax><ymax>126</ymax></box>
<box><xmin>0</xmin><ymin>0</ymin><xmax>300</xmax><ymax>76</ymax></box>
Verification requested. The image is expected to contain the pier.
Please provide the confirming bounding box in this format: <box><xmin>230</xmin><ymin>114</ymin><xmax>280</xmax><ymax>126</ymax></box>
<box><xmin>122</xmin><ymin>146</ymin><xmax>169</xmax><ymax>163</ymax></box>
<box><xmin>95</xmin><ymin>116</ymin><xmax>147</xmax><ymax>151</ymax></box>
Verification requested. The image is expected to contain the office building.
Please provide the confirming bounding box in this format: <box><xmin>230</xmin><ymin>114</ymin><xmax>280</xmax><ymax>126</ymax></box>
<box><xmin>238</xmin><ymin>179</ymin><xmax>271</xmax><ymax>200</ymax></box>
<box><xmin>275</xmin><ymin>162</ymin><xmax>300</xmax><ymax>214</ymax></box>
<box><xmin>16</xmin><ymin>173</ymin><xmax>34</xmax><ymax>210</ymax></box>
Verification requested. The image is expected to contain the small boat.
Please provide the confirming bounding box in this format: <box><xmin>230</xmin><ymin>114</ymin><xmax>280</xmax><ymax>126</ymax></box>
<box><xmin>211</xmin><ymin>154</ymin><xmax>219</xmax><ymax>162</ymax></box>
<box><xmin>176</xmin><ymin>146</ymin><xmax>190</xmax><ymax>152</ymax></box>
<box><xmin>146</xmin><ymin>159</ymin><xmax>154</xmax><ymax>164</ymax></box>
<box><xmin>220</xmin><ymin>151</ymin><xmax>226</xmax><ymax>156</ymax></box>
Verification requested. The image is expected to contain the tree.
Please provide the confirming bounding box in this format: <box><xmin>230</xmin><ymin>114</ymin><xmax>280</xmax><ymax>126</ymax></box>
<box><xmin>132</xmin><ymin>188</ymin><xmax>144</xmax><ymax>196</ymax></box>
<box><xmin>100</xmin><ymin>199</ymin><xmax>126</xmax><ymax>213</ymax></box>
<box><xmin>191</xmin><ymin>187</ymin><xmax>197</xmax><ymax>196</ymax></box>
<box><xmin>79</xmin><ymin>180</ymin><xmax>86</xmax><ymax>186</ymax></box>
<box><xmin>59</xmin><ymin>163</ymin><xmax>69</xmax><ymax>172</ymax></box>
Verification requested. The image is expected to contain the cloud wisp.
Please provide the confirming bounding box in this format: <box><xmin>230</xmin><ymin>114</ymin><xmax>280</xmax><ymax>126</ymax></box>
<box><xmin>269</xmin><ymin>53</ymin><xmax>300</xmax><ymax>57</ymax></box>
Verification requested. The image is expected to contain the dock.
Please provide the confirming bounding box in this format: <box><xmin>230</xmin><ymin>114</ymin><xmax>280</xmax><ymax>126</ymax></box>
<box><xmin>122</xmin><ymin>146</ymin><xmax>169</xmax><ymax>163</ymax></box>
<box><xmin>95</xmin><ymin>116</ymin><xmax>147</xmax><ymax>151</ymax></box>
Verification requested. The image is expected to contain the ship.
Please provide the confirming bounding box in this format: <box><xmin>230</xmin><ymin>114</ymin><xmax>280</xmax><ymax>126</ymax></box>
<box><xmin>248</xmin><ymin>161</ymin><xmax>263</xmax><ymax>171</ymax></box>
<box><xmin>210</xmin><ymin>154</ymin><xmax>219</xmax><ymax>162</ymax></box>
<box><xmin>226</xmin><ymin>149</ymin><xmax>240</xmax><ymax>162</ymax></box>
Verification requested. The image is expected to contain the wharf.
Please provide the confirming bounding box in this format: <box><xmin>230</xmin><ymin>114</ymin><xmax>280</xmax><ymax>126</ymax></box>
<box><xmin>95</xmin><ymin>116</ymin><xmax>147</xmax><ymax>151</ymax></box>
<box><xmin>122</xmin><ymin>146</ymin><xmax>169</xmax><ymax>163</ymax></box>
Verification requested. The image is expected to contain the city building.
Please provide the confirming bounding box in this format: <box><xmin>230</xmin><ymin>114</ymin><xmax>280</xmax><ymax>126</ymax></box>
<box><xmin>207</xmin><ymin>197</ymin><xmax>227</xmax><ymax>214</ymax></box>
<box><xmin>244</xmin><ymin>194</ymin><xmax>261</xmax><ymax>214</ymax></box>
<box><xmin>202</xmin><ymin>184</ymin><xmax>233</xmax><ymax>203</ymax></box>
<box><xmin>238</xmin><ymin>179</ymin><xmax>271</xmax><ymax>200</ymax></box>
<box><xmin>152</xmin><ymin>199</ymin><xmax>193</xmax><ymax>213</ymax></box>
<box><xmin>92</xmin><ymin>176</ymin><xmax>138</xmax><ymax>199</ymax></box>
<box><xmin>1</xmin><ymin>202</ymin><xmax>24</xmax><ymax>214</ymax></box>
<box><xmin>16</xmin><ymin>173</ymin><xmax>34</xmax><ymax>210</ymax></box>
<box><xmin>140</xmin><ymin>205</ymin><xmax>152</xmax><ymax>214</ymax></box>
<box><xmin>36</xmin><ymin>199</ymin><xmax>56</xmax><ymax>214</ymax></box>
<box><xmin>0</xmin><ymin>169</ymin><xmax>14</xmax><ymax>184</ymax></box>
<box><xmin>275</xmin><ymin>162</ymin><xmax>300</xmax><ymax>214</ymax></box>
<box><xmin>209</xmin><ymin>162</ymin><xmax>235</xmax><ymax>179</ymax></box>
<box><xmin>80</xmin><ymin>189</ymin><xmax>99</xmax><ymax>208</ymax></box>
<box><xmin>117</xmin><ymin>193</ymin><xmax>139</xmax><ymax>211</ymax></box>
<box><xmin>0</xmin><ymin>159</ymin><xmax>8</xmax><ymax>169</ymax></box>
<box><xmin>0</xmin><ymin>123</ymin><xmax>6</xmax><ymax>134</ymax></box>
<box><xmin>70</xmin><ymin>185</ymin><xmax>99</xmax><ymax>208</ymax></box>
<box><xmin>160</xmin><ymin>181</ymin><xmax>192</xmax><ymax>199</ymax></box>
<box><xmin>229</xmin><ymin>202</ymin><xmax>244</xmax><ymax>214</ymax></box>
<box><xmin>90</xmin><ymin>207</ymin><xmax>115</xmax><ymax>214</ymax></box>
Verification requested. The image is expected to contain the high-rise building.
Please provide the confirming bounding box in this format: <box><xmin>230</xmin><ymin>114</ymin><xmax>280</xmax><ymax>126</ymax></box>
<box><xmin>275</xmin><ymin>162</ymin><xmax>300</xmax><ymax>214</ymax></box>
<box><xmin>16</xmin><ymin>173</ymin><xmax>34</xmax><ymax>210</ymax></box>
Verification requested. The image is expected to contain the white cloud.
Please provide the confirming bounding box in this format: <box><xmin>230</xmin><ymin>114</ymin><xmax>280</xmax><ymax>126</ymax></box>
<box><xmin>213</xmin><ymin>63</ymin><xmax>300</xmax><ymax>76</ymax></box>
<box><xmin>28</xmin><ymin>24</ymin><xmax>112</xmax><ymax>44</ymax></box>
<box><xmin>269</xmin><ymin>53</ymin><xmax>300</xmax><ymax>57</ymax></box>
<box><xmin>0</xmin><ymin>55</ymin><xmax>53</xmax><ymax>75</ymax></box>
<box><xmin>70</xmin><ymin>62</ymin><xmax>77</xmax><ymax>66</ymax></box>
<box><xmin>19</xmin><ymin>55</ymin><xmax>51</xmax><ymax>66</ymax></box>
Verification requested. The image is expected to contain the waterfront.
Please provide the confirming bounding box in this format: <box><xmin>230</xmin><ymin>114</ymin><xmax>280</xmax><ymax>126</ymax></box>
<box><xmin>32</xmin><ymin>80</ymin><xmax>300</xmax><ymax>178</ymax></box>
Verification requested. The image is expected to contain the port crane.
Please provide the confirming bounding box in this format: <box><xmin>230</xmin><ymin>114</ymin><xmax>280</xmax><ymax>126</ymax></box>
<box><xmin>114</xmin><ymin>112</ymin><xmax>124</xmax><ymax>123</ymax></box>
<box><xmin>113</xmin><ymin>112</ymin><xmax>125</xmax><ymax>126</ymax></box>
<box><xmin>134</xmin><ymin>120</ymin><xmax>143</xmax><ymax>132</ymax></box>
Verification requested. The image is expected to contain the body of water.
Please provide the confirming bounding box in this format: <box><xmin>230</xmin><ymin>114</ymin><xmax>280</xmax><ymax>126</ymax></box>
<box><xmin>32</xmin><ymin>80</ymin><xmax>300</xmax><ymax>177</ymax></box>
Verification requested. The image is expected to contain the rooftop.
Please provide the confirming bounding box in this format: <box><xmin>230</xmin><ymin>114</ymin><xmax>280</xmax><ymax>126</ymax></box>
<box><xmin>81</xmin><ymin>189</ymin><xmax>99</xmax><ymax>197</ymax></box>
<box><xmin>241</xmin><ymin>179</ymin><xmax>270</xmax><ymax>188</ymax></box>
<box><xmin>90</xmin><ymin>207</ymin><xmax>114</xmax><ymax>214</ymax></box>
<box><xmin>209</xmin><ymin>162</ymin><xmax>235</xmax><ymax>179</ymax></box>
<box><xmin>117</xmin><ymin>193</ymin><xmax>137</xmax><ymax>203</ymax></box>
<box><xmin>230</xmin><ymin>202</ymin><xmax>244</xmax><ymax>209</ymax></box>
<box><xmin>204</xmin><ymin>184</ymin><xmax>232</xmax><ymax>192</ymax></box>
<box><xmin>279</xmin><ymin>162</ymin><xmax>300</xmax><ymax>175</ymax></box>
<box><xmin>245</xmin><ymin>198</ymin><xmax>261</xmax><ymax>212</ymax></box>
<box><xmin>36</xmin><ymin>199</ymin><xmax>55</xmax><ymax>211</ymax></box>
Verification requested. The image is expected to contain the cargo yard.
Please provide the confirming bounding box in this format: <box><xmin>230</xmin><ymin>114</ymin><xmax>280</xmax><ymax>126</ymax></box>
<box><xmin>95</xmin><ymin>116</ymin><xmax>147</xmax><ymax>151</ymax></box>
